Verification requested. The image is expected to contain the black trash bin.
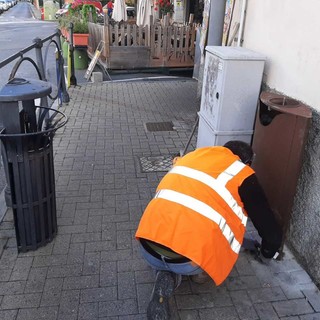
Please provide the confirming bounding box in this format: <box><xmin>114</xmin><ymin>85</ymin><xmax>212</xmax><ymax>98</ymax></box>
<box><xmin>252</xmin><ymin>91</ymin><xmax>312</xmax><ymax>246</ymax></box>
<box><xmin>0</xmin><ymin>78</ymin><xmax>67</xmax><ymax>252</ymax></box>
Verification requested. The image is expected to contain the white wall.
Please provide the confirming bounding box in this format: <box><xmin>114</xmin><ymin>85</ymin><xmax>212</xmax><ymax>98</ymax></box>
<box><xmin>242</xmin><ymin>0</ymin><xmax>320</xmax><ymax>109</ymax></box>
<box><xmin>235</xmin><ymin>0</ymin><xmax>320</xmax><ymax>285</ymax></box>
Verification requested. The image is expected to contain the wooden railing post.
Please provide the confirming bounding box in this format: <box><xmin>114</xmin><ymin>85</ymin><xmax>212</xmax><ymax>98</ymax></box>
<box><xmin>189</xmin><ymin>14</ymin><xmax>194</xmax><ymax>25</ymax></box>
<box><xmin>103</xmin><ymin>23</ymin><xmax>110</xmax><ymax>59</ymax></box>
<box><xmin>150</xmin><ymin>18</ymin><xmax>155</xmax><ymax>57</ymax></box>
<box><xmin>148</xmin><ymin>15</ymin><xmax>153</xmax><ymax>47</ymax></box>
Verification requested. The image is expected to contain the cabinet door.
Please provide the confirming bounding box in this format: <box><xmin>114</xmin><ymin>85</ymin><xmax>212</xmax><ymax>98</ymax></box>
<box><xmin>200</xmin><ymin>53</ymin><xmax>224</xmax><ymax>130</ymax></box>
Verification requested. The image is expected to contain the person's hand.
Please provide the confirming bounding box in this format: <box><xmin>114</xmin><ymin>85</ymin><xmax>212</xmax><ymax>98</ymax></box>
<box><xmin>242</xmin><ymin>237</ymin><xmax>260</xmax><ymax>252</ymax></box>
<box><xmin>172</xmin><ymin>157</ymin><xmax>180</xmax><ymax>165</ymax></box>
<box><xmin>255</xmin><ymin>248</ymin><xmax>272</xmax><ymax>265</ymax></box>
<box><xmin>242</xmin><ymin>238</ymin><xmax>271</xmax><ymax>264</ymax></box>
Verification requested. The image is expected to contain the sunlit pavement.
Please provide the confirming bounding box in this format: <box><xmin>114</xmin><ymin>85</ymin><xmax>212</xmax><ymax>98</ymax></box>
<box><xmin>0</xmin><ymin>79</ymin><xmax>320</xmax><ymax>319</ymax></box>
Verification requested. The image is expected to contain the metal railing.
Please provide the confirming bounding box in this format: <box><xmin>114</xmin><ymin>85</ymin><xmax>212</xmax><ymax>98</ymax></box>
<box><xmin>0</xmin><ymin>29</ymin><xmax>69</xmax><ymax>109</ymax></box>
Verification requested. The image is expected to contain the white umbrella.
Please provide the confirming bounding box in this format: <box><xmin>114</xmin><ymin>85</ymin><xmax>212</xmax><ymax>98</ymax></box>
<box><xmin>112</xmin><ymin>0</ymin><xmax>128</xmax><ymax>22</ymax></box>
<box><xmin>136</xmin><ymin>0</ymin><xmax>152</xmax><ymax>27</ymax></box>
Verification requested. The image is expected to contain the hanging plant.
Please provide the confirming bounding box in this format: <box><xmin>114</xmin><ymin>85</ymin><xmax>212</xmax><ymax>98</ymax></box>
<box><xmin>69</xmin><ymin>0</ymin><xmax>83</xmax><ymax>15</ymax></box>
<box><xmin>81</xmin><ymin>4</ymin><xmax>98</xmax><ymax>23</ymax></box>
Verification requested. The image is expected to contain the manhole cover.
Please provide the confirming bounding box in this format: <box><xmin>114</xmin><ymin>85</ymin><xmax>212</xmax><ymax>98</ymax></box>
<box><xmin>144</xmin><ymin>121</ymin><xmax>175</xmax><ymax>132</ymax></box>
<box><xmin>139</xmin><ymin>155</ymin><xmax>174</xmax><ymax>172</ymax></box>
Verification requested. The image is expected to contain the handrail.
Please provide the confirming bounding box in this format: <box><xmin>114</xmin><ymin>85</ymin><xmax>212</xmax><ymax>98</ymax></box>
<box><xmin>0</xmin><ymin>33</ymin><xmax>58</xmax><ymax>69</ymax></box>
<box><xmin>0</xmin><ymin>29</ymin><xmax>69</xmax><ymax>106</ymax></box>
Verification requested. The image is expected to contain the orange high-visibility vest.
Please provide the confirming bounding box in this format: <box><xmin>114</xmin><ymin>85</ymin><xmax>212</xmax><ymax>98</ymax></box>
<box><xmin>136</xmin><ymin>146</ymin><xmax>255</xmax><ymax>285</ymax></box>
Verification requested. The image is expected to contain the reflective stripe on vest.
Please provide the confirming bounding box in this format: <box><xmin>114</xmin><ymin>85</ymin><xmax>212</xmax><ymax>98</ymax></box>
<box><xmin>216</xmin><ymin>161</ymin><xmax>246</xmax><ymax>185</ymax></box>
<box><xmin>168</xmin><ymin>162</ymin><xmax>247</xmax><ymax>226</ymax></box>
<box><xmin>154</xmin><ymin>189</ymin><xmax>242</xmax><ymax>254</ymax></box>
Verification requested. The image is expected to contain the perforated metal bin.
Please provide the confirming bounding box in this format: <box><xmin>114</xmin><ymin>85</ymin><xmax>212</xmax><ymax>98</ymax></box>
<box><xmin>0</xmin><ymin>78</ymin><xmax>67</xmax><ymax>252</ymax></box>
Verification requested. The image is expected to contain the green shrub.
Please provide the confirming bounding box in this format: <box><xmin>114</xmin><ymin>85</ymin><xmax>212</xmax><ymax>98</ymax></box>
<box><xmin>58</xmin><ymin>16</ymin><xmax>89</xmax><ymax>34</ymax></box>
<box><xmin>72</xmin><ymin>18</ymin><xmax>89</xmax><ymax>33</ymax></box>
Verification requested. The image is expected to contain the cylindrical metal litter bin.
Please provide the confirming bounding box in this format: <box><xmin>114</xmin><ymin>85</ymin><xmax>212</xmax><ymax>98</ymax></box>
<box><xmin>0</xmin><ymin>78</ymin><xmax>67</xmax><ymax>252</ymax></box>
<box><xmin>252</xmin><ymin>91</ymin><xmax>312</xmax><ymax>243</ymax></box>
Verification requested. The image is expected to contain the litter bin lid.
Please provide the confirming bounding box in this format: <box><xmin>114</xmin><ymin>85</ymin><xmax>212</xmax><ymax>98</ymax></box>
<box><xmin>0</xmin><ymin>78</ymin><xmax>52</xmax><ymax>102</ymax></box>
<box><xmin>205</xmin><ymin>46</ymin><xmax>266</xmax><ymax>61</ymax></box>
<box><xmin>260</xmin><ymin>92</ymin><xmax>312</xmax><ymax>118</ymax></box>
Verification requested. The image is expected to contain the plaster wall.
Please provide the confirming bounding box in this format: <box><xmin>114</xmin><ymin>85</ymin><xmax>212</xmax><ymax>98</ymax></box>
<box><xmin>242</xmin><ymin>0</ymin><xmax>320</xmax><ymax>109</ymax></box>
<box><xmin>289</xmin><ymin>112</ymin><xmax>320</xmax><ymax>286</ymax></box>
<box><xmin>240</xmin><ymin>0</ymin><xmax>320</xmax><ymax>285</ymax></box>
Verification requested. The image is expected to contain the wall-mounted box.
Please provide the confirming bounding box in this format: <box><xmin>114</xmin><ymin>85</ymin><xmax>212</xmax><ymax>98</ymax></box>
<box><xmin>197</xmin><ymin>46</ymin><xmax>266</xmax><ymax>147</ymax></box>
<box><xmin>252</xmin><ymin>92</ymin><xmax>312</xmax><ymax>239</ymax></box>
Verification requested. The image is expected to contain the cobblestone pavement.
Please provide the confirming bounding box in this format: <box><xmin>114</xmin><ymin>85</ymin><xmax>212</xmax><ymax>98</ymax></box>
<box><xmin>1</xmin><ymin>79</ymin><xmax>320</xmax><ymax>320</ymax></box>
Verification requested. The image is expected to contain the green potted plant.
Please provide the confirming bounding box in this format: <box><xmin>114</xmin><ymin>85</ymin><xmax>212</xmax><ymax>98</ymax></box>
<box><xmin>71</xmin><ymin>16</ymin><xmax>89</xmax><ymax>46</ymax></box>
<box><xmin>58</xmin><ymin>1</ymin><xmax>97</xmax><ymax>46</ymax></box>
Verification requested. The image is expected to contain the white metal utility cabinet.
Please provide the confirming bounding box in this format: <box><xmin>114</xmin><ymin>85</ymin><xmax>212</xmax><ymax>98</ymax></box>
<box><xmin>197</xmin><ymin>46</ymin><xmax>266</xmax><ymax>147</ymax></box>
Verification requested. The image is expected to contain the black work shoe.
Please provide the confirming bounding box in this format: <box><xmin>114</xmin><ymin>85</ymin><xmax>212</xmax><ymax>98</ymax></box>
<box><xmin>147</xmin><ymin>271</ymin><xmax>176</xmax><ymax>320</ymax></box>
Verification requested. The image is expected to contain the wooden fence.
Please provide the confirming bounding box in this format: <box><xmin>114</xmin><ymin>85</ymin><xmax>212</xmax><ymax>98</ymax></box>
<box><xmin>88</xmin><ymin>19</ymin><xmax>198</xmax><ymax>70</ymax></box>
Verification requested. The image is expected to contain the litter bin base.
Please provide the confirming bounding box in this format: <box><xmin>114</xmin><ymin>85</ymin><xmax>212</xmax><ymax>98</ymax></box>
<box><xmin>5</xmin><ymin>141</ymin><xmax>58</xmax><ymax>252</ymax></box>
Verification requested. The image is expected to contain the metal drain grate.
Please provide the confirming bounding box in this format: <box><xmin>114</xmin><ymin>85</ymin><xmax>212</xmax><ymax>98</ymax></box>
<box><xmin>139</xmin><ymin>155</ymin><xmax>174</xmax><ymax>172</ymax></box>
<box><xmin>144</xmin><ymin>121</ymin><xmax>175</xmax><ymax>132</ymax></box>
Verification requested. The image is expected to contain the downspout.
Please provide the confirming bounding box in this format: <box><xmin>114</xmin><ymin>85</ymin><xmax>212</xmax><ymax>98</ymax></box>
<box><xmin>207</xmin><ymin>0</ymin><xmax>226</xmax><ymax>46</ymax></box>
<box><xmin>237</xmin><ymin>0</ymin><xmax>247</xmax><ymax>47</ymax></box>
<box><xmin>195</xmin><ymin>0</ymin><xmax>226</xmax><ymax>95</ymax></box>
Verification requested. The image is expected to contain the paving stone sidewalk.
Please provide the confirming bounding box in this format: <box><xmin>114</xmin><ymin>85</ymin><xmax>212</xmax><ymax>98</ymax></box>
<box><xmin>1</xmin><ymin>79</ymin><xmax>320</xmax><ymax>320</ymax></box>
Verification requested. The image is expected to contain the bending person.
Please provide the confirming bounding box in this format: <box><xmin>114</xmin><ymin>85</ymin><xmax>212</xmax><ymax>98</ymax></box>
<box><xmin>135</xmin><ymin>141</ymin><xmax>282</xmax><ymax>320</ymax></box>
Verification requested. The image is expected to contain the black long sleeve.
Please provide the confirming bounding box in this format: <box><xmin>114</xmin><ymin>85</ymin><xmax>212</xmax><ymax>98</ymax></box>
<box><xmin>239</xmin><ymin>174</ymin><xmax>283</xmax><ymax>258</ymax></box>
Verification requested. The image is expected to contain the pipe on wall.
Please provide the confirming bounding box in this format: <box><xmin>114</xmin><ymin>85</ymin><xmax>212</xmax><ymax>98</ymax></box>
<box><xmin>237</xmin><ymin>0</ymin><xmax>247</xmax><ymax>47</ymax></box>
<box><xmin>207</xmin><ymin>0</ymin><xmax>226</xmax><ymax>46</ymax></box>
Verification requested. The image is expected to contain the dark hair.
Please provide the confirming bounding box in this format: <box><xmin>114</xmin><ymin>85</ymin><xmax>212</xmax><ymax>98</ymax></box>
<box><xmin>223</xmin><ymin>140</ymin><xmax>254</xmax><ymax>165</ymax></box>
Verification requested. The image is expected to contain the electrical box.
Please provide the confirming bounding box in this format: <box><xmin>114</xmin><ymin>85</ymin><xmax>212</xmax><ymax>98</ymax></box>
<box><xmin>197</xmin><ymin>46</ymin><xmax>266</xmax><ymax>147</ymax></box>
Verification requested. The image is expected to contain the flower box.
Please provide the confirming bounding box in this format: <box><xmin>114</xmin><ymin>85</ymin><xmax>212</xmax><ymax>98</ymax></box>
<box><xmin>72</xmin><ymin>33</ymin><xmax>89</xmax><ymax>46</ymax></box>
